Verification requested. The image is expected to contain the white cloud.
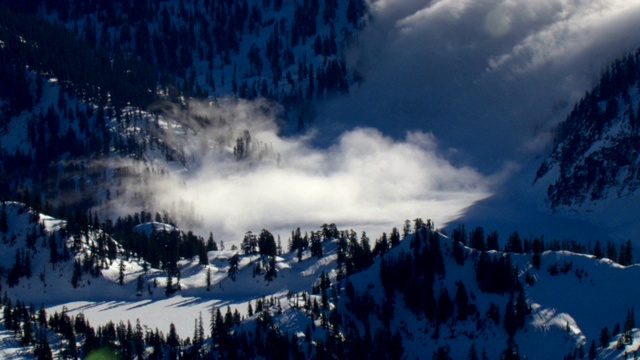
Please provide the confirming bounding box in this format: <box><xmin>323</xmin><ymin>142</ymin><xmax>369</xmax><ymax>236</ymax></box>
<box><xmin>127</xmin><ymin>99</ymin><xmax>491</xmax><ymax>244</ymax></box>
<box><xmin>319</xmin><ymin>0</ymin><xmax>640</xmax><ymax>171</ymax></box>
<box><xmin>106</xmin><ymin>0</ymin><xmax>640</xmax><ymax>243</ymax></box>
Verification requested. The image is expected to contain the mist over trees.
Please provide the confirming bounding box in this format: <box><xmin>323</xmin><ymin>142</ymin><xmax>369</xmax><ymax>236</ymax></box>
<box><xmin>1</xmin><ymin>1</ymin><xmax>640</xmax><ymax>359</ymax></box>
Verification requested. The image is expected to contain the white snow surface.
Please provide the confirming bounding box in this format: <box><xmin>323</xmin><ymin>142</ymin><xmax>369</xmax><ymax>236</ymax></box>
<box><xmin>2</xmin><ymin>203</ymin><xmax>640</xmax><ymax>358</ymax></box>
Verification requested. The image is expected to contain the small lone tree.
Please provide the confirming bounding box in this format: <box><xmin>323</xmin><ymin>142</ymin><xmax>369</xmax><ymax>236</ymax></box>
<box><xmin>206</xmin><ymin>267</ymin><xmax>212</xmax><ymax>291</ymax></box>
<box><xmin>118</xmin><ymin>260</ymin><xmax>126</xmax><ymax>286</ymax></box>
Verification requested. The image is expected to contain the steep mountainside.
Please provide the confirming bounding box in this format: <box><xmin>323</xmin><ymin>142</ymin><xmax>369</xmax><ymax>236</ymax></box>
<box><xmin>535</xmin><ymin>49</ymin><xmax>640</xmax><ymax>209</ymax></box>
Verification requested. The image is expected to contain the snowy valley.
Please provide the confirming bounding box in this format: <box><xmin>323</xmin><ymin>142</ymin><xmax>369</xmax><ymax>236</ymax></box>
<box><xmin>2</xmin><ymin>0</ymin><xmax>640</xmax><ymax>359</ymax></box>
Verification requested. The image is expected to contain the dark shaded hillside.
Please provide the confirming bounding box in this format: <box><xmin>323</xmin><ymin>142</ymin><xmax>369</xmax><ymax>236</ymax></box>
<box><xmin>0</xmin><ymin>0</ymin><xmax>364</xmax><ymax>127</ymax></box>
<box><xmin>0</xmin><ymin>5</ymin><xmax>156</xmax><ymax>113</ymax></box>
<box><xmin>535</xmin><ymin>49</ymin><xmax>640</xmax><ymax>208</ymax></box>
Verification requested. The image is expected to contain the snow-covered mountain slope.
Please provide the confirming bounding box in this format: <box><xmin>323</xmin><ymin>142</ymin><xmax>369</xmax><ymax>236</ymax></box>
<box><xmin>532</xmin><ymin>49</ymin><xmax>640</xmax><ymax>243</ymax></box>
<box><xmin>451</xmin><ymin>157</ymin><xmax>615</xmax><ymax>249</ymax></box>
<box><xmin>340</xmin><ymin>228</ymin><xmax>640</xmax><ymax>359</ymax></box>
<box><xmin>3</xmin><ymin>203</ymin><xmax>640</xmax><ymax>359</ymax></box>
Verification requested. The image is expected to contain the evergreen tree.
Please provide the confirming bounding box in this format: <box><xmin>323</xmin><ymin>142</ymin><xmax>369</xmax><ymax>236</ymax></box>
<box><xmin>624</xmin><ymin>307</ymin><xmax>635</xmax><ymax>333</ymax></box>
<box><xmin>452</xmin><ymin>224</ymin><xmax>467</xmax><ymax>245</ymax></box>
<box><xmin>165</xmin><ymin>274</ymin><xmax>174</xmax><ymax>296</ymax></box>
<box><xmin>264</xmin><ymin>256</ymin><xmax>277</xmax><ymax>282</ymax></box>
<box><xmin>24</xmin><ymin>313</ymin><xmax>35</xmax><ymax>345</ymax></box>
<box><xmin>390</xmin><ymin>227</ymin><xmax>400</xmax><ymax>247</ymax></box>
<box><xmin>167</xmin><ymin>322</ymin><xmax>180</xmax><ymax>358</ymax></box>
<box><xmin>593</xmin><ymin>240</ymin><xmax>603</xmax><ymax>258</ymax></box>
<box><xmin>436</xmin><ymin>287</ymin><xmax>453</xmax><ymax>325</ymax></box>
<box><xmin>504</xmin><ymin>296</ymin><xmax>518</xmax><ymax>337</ymax></box>
<box><xmin>206</xmin><ymin>267</ymin><xmax>212</xmax><ymax>291</ymax></box>
<box><xmin>515</xmin><ymin>289</ymin><xmax>528</xmax><ymax>329</ymax></box>
<box><xmin>588</xmin><ymin>339</ymin><xmax>597</xmax><ymax>360</ymax></box>
<box><xmin>258</xmin><ymin>229</ymin><xmax>277</xmax><ymax>257</ymax></box>
<box><xmin>207</xmin><ymin>232</ymin><xmax>218</xmax><ymax>251</ymax></box>
<box><xmin>452</xmin><ymin>237</ymin><xmax>465</xmax><ymax>265</ymax></box>
<box><xmin>606</xmin><ymin>241</ymin><xmax>618</xmax><ymax>262</ymax></box>
<box><xmin>310</xmin><ymin>232</ymin><xmax>323</xmax><ymax>258</ymax></box>
<box><xmin>33</xmin><ymin>328</ymin><xmax>53</xmax><ymax>360</ymax></box>
<box><xmin>455</xmin><ymin>281</ymin><xmax>469</xmax><ymax>321</ymax></box>
<box><xmin>136</xmin><ymin>275</ymin><xmax>144</xmax><ymax>296</ymax></box>
<box><xmin>505</xmin><ymin>231</ymin><xmax>523</xmax><ymax>253</ymax></box>
<box><xmin>49</xmin><ymin>235</ymin><xmax>59</xmax><ymax>264</ymax></box>
<box><xmin>486</xmin><ymin>231</ymin><xmax>499</xmax><ymax>251</ymax></box>
<box><xmin>600</xmin><ymin>326</ymin><xmax>611</xmax><ymax>348</ymax></box>
<box><xmin>0</xmin><ymin>202</ymin><xmax>7</xmax><ymax>233</ymax></box>
<box><xmin>228</xmin><ymin>254</ymin><xmax>239</xmax><ymax>281</ymax></box>
<box><xmin>242</xmin><ymin>231</ymin><xmax>258</xmax><ymax>255</ymax></box>
<box><xmin>118</xmin><ymin>259</ymin><xmax>126</xmax><ymax>286</ymax></box>
<box><xmin>619</xmin><ymin>240</ymin><xmax>633</xmax><ymax>266</ymax></box>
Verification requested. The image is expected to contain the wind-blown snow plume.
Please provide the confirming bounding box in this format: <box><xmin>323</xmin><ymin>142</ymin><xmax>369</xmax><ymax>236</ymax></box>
<box><xmin>113</xmin><ymin>99</ymin><xmax>491</xmax><ymax>244</ymax></box>
<box><xmin>320</xmin><ymin>0</ymin><xmax>640</xmax><ymax>171</ymax></box>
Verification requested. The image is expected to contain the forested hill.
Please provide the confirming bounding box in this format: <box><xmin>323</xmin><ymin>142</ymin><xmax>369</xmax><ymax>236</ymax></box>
<box><xmin>2</xmin><ymin>202</ymin><xmax>640</xmax><ymax>359</ymax></box>
<box><xmin>0</xmin><ymin>0</ymin><xmax>367</xmax><ymax>223</ymax></box>
<box><xmin>535</xmin><ymin>49</ymin><xmax>640</xmax><ymax>208</ymax></box>
<box><xmin>1</xmin><ymin>0</ymin><xmax>364</xmax><ymax>129</ymax></box>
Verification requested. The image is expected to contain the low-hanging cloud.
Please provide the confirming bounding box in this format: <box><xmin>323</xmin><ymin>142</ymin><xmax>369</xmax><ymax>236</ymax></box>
<box><xmin>117</xmin><ymin>99</ymin><xmax>492</xmax><ymax>244</ymax></box>
<box><xmin>318</xmin><ymin>0</ymin><xmax>640</xmax><ymax>172</ymax></box>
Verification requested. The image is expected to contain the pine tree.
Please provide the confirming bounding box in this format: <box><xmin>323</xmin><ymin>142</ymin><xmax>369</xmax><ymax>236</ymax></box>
<box><xmin>33</xmin><ymin>328</ymin><xmax>53</xmax><ymax>360</ymax></box>
<box><xmin>505</xmin><ymin>231</ymin><xmax>523</xmax><ymax>253</ymax></box>
<box><xmin>21</xmin><ymin>314</ymin><xmax>34</xmax><ymax>346</ymax></box>
<box><xmin>593</xmin><ymin>240</ymin><xmax>603</xmax><ymax>258</ymax></box>
<box><xmin>310</xmin><ymin>232</ymin><xmax>323</xmax><ymax>258</ymax></box>
<box><xmin>207</xmin><ymin>232</ymin><xmax>218</xmax><ymax>251</ymax></box>
<box><xmin>619</xmin><ymin>240</ymin><xmax>633</xmax><ymax>266</ymax></box>
<box><xmin>470</xmin><ymin>226</ymin><xmax>485</xmax><ymax>251</ymax></box>
<box><xmin>206</xmin><ymin>267</ymin><xmax>212</xmax><ymax>291</ymax></box>
<box><xmin>0</xmin><ymin>202</ymin><xmax>7</xmax><ymax>233</ymax></box>
<box><xmin>118</xmin><ymin>260</ymin><xmax>126</xmax><ymax>286</ymax></box>
<box><xmin>167</xmin><ymin>322</ymin><xmax>180</xmax><ymax>358</ymax></box>
<box><xmin>504</xmin><ymin>296</ymin><xmax>518</xmax><ymax>337</ymax></box>
<box><xmin>165</xmin><ymin>274</ymin><xmax>174</xmax><ymax>296</ymax></box>
<box><xmin>390</xmin><ymin>227</ymin><xmax>400</xmax><ymax>247</ymax></box>
<box><xmin>136</xmin><ymin>275</ymin><xmax>144</xmax><ymax>296</ymax></box>
<box><xmin>258</xmin><ymin>229</ymin><xmax>277</xmax><ymax>257</ymax></box>
<box><xmin>455</xmin><ymin>281</ymin><xmax>469</xmax><ymax>320</ymax></box>
<box><xmin>588</xmin><ymin>340</ymin><xmax>597</xmax><ymax>360</ymax></box>
<box><xmin>600</xmin><ymin>326</ymin><xmax>611</xmax><ymax>348</ymax></box>
<box><xmin>453</xmin><ymin>237</ymin><xmax>464</xmax><ymax>265</ymax></box>
<box><xmin>486</xmin><ymin>231</ymin><xmax>499</xmax><ymax>251</ymax></box>
<box><xmin>228</xmin><ymin>254</ymin><xmax>239</xmax><ymax>281</ymax></box>
<box><xmin>624</xmin><ymin>307</ymin><xmax>636</xmax><ymax>333</ymax></box>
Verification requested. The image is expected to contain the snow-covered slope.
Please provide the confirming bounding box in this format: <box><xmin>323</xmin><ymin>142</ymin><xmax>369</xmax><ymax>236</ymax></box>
<box><xmin>531</xmin><ymin>50</ymin><xmax>640</xmax><ymax>244</ymax></box>
<box><xmin>2</xmin><ymin>202</ymin><xmax>640</xmax><ymax>358</ymax></box>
